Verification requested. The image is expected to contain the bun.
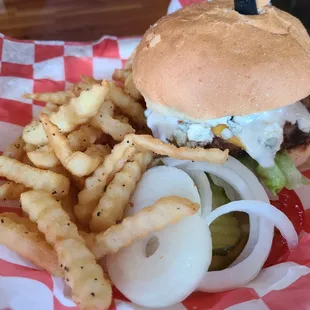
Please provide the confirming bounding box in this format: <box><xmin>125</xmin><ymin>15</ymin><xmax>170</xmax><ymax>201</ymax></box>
<box><xmin>133</xmin><ymin>2</ymin><xmax>310</xmax><ymax>121</ymax></box>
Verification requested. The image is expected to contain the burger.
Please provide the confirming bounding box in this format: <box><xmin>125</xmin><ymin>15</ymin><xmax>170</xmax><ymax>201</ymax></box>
<box><xmin>132</xmin><ymin>1</ymin><xmax>310</xmax><ymax>195</ymax></box>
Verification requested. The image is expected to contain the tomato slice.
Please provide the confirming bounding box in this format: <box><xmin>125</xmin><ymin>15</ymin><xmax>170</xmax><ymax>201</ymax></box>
<box><xmin>302</xmin><ymin>170</ymin><xmax>310</xmax><ymax>180</ymax></box>
<box><xmin>264</xmin><ymin>188</ymin><xmax>304</xmax><ymax>268</ymax></box>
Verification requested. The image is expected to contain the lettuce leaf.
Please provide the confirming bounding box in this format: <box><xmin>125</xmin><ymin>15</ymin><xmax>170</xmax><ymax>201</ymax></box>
<box><xmin>239</xmin><ymin>151</ymin><xmax>309</xmax><ymax>194</ymax></box>
<box><xmin>256</xmin><ymin>163</ymin><xmax>286</xmax><ymax>195</ymax></box>
<box><xmin>275</xmin><ymin>151</ymin><xmax>310</xmax><ymax>190</ymax></box>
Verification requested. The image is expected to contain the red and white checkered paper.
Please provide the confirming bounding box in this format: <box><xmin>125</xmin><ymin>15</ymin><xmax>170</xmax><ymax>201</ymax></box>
<box><xmin>1</xmin><ymin>1</ymin><xmax>310</xmax><ymax>309</ymax></box>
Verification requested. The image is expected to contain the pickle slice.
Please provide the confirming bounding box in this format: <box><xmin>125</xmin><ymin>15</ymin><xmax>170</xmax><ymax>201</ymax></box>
<box><xmin>208</xmin><ymin>175</ymin><xmax>249</xmax><ymax>270</ymax></box>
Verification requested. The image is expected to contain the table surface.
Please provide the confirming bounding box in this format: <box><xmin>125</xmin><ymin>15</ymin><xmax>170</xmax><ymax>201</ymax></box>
<box><xmin>0</xmin><ymin>0</ymin><xmax>170</xmax><ymax>41</ymax></box>
<box><xmin>0</xmin><ymin>0</ymin><xmax>308</xmax><ymax>41</ymax></box>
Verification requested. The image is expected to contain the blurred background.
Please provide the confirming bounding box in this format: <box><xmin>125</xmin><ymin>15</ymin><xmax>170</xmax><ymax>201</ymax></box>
<box><xmin>0</xmin><ymin>0</ymin><xmax>308</xmax><ymax>41</ymax></box>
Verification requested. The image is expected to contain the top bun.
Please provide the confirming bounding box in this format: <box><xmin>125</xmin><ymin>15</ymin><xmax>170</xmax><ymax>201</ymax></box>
<box><xmin>133</xmin><ymin>2</ymin><xmax>310</xmax><ymax>121</ymax></box>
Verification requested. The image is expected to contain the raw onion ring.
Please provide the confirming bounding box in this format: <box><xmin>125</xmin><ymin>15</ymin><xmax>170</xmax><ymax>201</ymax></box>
<box><xmin>126</xmin><ymin>166</ymin><xmax>201</xmax><ymax>216</ymax></box>
<box><xmin>162</xmin><ymin>157</ymin><xmax>263</xmax><ymax>260</ymax></box>
<box><xmin>183</xmin><ymin>169</ymin><xmax>212</xmax><ymax>216</ymax></box>
<box><xmin>107</xmin><ymin>166</ymin><xmax>212</xmax><ymax>307</ymax></box>
<box><xmin>199</xmin><ymin>200</ymin><xmax>297</xmax><ymax>292</ymax></box>
<box><xmin>206</xmin><ymin>200</ymin><xmax>298</xmax><ymax>250</ymax></box>
<box><xmin>209</xmin><ymin>174</ymin><xmax>240</xmax><ymax>201</ymax></box>
<box><xmin>162</xmin><ymin>157</ymin><xmax>278</xmax><ymax>291</ymax></box>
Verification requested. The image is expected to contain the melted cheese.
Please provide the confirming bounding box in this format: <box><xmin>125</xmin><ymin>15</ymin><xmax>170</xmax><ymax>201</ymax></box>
<box><xmin>146</xmin><ymin>102</ymin><xmax>310</xmax><ymax>167</ymax></box>
<box><xmin>211</xmin><ymin>125</ymin><xmax>245</xmax><ymax>149</ymax></box>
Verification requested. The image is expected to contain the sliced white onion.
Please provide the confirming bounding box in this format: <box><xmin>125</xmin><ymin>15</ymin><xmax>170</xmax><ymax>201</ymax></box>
<box><xmin>183</xmin><ymin>169</ymin><xmax>212</xmax><ymax>217</ymax></box>
<box><xmin>126</xmin><ymin>166</ymin><xmax>201</xmax><ymax>216</ymax></box>
<box><xmin>162</xmin><ymin>157</ymin><xmax>278</xmax><ymax>291</ymax></box>
<box><xmin>107</xmin><ymin>166</ymin><xmax>212</xmax><ymax>308</ymax></box>
<box><xmin>161</xmin><ymin>157</ymin><xmax>191</xmax><ymax>167</ymax></box>
<box><xmin>223</xmin><ymin>156</ymin><xmax>269</xmax><ymax>263</ymax></box>
<box><xmin>198</xmin><ymin>200</ymin><xmax>298</xmax><ymax>292</ymax></box>
<box><xmin>206</xmin><ymin>201</ymin><xmax>298</xmax><ymax>250</ymax></box>
<box><xmin>162</xmin><ymin>160</ymin><xmax>255</xmax><ymax>199</ymax></box>
<box><xmin>162</xmin><ymin>158</ymin><xmax>263</xmax><ymax>258</ymax></box>
<box><xmin>209</xmin><ymin>174</ymin><xmax>240</xmax><ymax>201</ymax></box>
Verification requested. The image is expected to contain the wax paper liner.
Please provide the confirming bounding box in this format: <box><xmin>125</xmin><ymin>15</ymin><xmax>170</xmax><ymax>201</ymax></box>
<box><xmin>1</xmin><ymin>1</ymin><xmax>310</xmax><ymax>309</ymax></box>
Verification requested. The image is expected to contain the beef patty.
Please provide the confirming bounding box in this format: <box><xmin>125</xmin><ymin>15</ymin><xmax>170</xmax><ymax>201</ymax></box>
<box><xmin>205</xmin><ymin>96</ymin><xmax>310</xmax><ymax>156</ymax></box>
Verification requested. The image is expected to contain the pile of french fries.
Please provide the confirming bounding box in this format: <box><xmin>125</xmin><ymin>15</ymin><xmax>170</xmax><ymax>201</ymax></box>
<box><xmin>0</xmin><ymin>51</ymin><xmax>228</xmax><ymax>309</ymax></box>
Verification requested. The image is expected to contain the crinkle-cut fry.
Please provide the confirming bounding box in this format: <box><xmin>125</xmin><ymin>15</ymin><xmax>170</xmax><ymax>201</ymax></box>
<box><xmin>75</xmin><ymin>150</ymin><xmax>146</xmax><ymax>229</ymax></box>
<box><xmin>72</xmin><ymin>83</ymin><xmax>93</xmax><ymax>97</ymax></box>
<box><xmin>90</xmin><ymin>151</ymin><xmax>153</xmax><ymax>233</ymax></box>
<box><xmin>41</xmin><ymin>102</ymin><xmax>59</xmax><ymax>115</ymax></box>
<box><xmin>0</xmin><ymin>182</ymin><xmax>28</xmax><ymax>200</ymax></box>
<box><xmin>81</xmin><ymin>76</ymin><xmax>101</xmax><ymax>85</ymax></box>
<box><xmin>75</xmin><ymin>141</ymin><xmax>136</xmax><ymax>227</ymax></box>
<box><xmin>27</xmin><ymin>144</ymin><xmax>60</xmax><ymax>169</ymax></box>
<box><xmin>84</xmin><ymin>144</ymin><xmax>111</xmax><ymax>163</ymax></box>
<box><xmin>55</xmin><ymin>238</ymin><xmax>112</xmax><ymax>310</ymax></box>
<box><xmin>89</xmin><ymin>196</ymin><xmax>199</xmax><ymax>258</ymax></box>
<box><xmin>80</xmin><ymin>231</ymin><xmax>96</xmax><ymax>248</ymax></box>
<box><xmin>0</xmin><ymin>156</ymin><xmax>70</xmax><ymax>197</ymax></box>
<box><xmin>41</xmin><ymin>115</ymin><xmax>101</xmax><ymax>177</ymax></box>
<box><xmin>124</xmin><ymin>72</ymin><xmax>142</xmax><ymax>101</ymax></box>
<box><xmin>22</xmin><ymin>102</ymin><xmax>59</xmax><ymax>146</ymax></box>
<box><xmin>24</xmin><ymin>90</ymin><xmax>75</xmax><ymax>105</ymax></box>
<box><xmin>114</xmin><ymin>114</ymin><xmax>129</xmax><ymax>124</ymax></box>
<box><xmin>23</xmin><ymin>119</ymin><xmax>48</xmax><ymax>146</ymax></box>
<box><xmin>71</xmin><ymin>174</ymin><xmax>86</xmax><ymax>191</ymax></box>
<box><xmin>21</xmin><ymin>190</ymin><xmax>83</xmax><ymax>245</ymax></box>
<box><xmin>50</xmin><ymin>81</ymin><xmax>110</xmax><ymax>133</ymax></box>
<box><xmin>20</xmin><ymin>190</ymin><xmax>112</xmax><ymax>310</ymax></box>
<box><xmin>127</xmin><ymin>134</ymin><xmax>229</xmax><ymax>164</ymax></box>
<box><xmin>67</xmin><ymin>125</ymin><xmax>102</xmax><ymax>152</ymax></box>
<box><xmin>61</xmin><ymin>186</ymin><xmax>78</xmax><ymax>224</ymax></box>
<box><xmin>24</xmin><ymin>143</ymin><xmax>37</xmax><ymax>153</ymax></box>
<box><xmin>75</xmin><ymin>147</ymin><xmax>136</xmax><ymax>227</ymax></box>
<box><xmin>23</xmin><ymin>82</ymin><xmax>110</xmax><ymax>146</ymax></box>
<box><xmin>77</xmin><ymin>145</ymin><xmax>111</xmax><ymax>184</ymax></box>
<box><xmin>71</xmin><ymin>77</ymin><xmax>101</xmax><ymax>97</ymax></box>
<box><xmin>21</xmin><ymin>153</ymin><xmax>34</xmax><ymax>166</ymax></box>
<box><xmin>78</xmin><ymin>141</ymin><xmax>136</xmax><ymax>207</ymax></box>
<box><xmin>48</xmin><ymin>164</ymin><xmax>85</xmax><ymax>191</ymax></box>
<box><xmin>3</xmin><ymin>136</ymin><xmax>25</xmax><ymax>161</ymax></box>
<box><xmin>22</xmin><ymin>102</ymin><xmax>60</xmax><ymax>146</ymax></box>
<box><xmin>107</xmin><ymin>82</ymin><xmax>145</xmax><ymax>127</ymax></box>
<box><xmin>91</xmin><ymin>100</ymin><xmax>135</xmax><ymax>141</ymax></box>
<box><xmin>27</xmin><ymin>124</ymin><xmax>102</xmax><ymax>166</ymax></box>
<box><xmin>1</xmin><ymin>212</ymin><xmax>38</xmax><ymax>232</ymax></box>
<box><xmin>112</xmin><ymin>69</ymin><xmax>131</xmax><ymax>83</ymax></box>
<box><xmin>49</xmin><ymin>164</ymin><xmax>71</xmax><ymax>177</ymax></box>
<box><xmin>72</xmin><ymin>84</ymin><xmax>86</xmax><ymax>97</ymax></box>
<box><xmin>74</xmin><ymin>202</ymin><xmax>93</xmax><ymax>228</ymax></box>
<box><xmin>0</xmin><ymin>213</ymin><xmax>62</xmax><ymax>276</ymax></box>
